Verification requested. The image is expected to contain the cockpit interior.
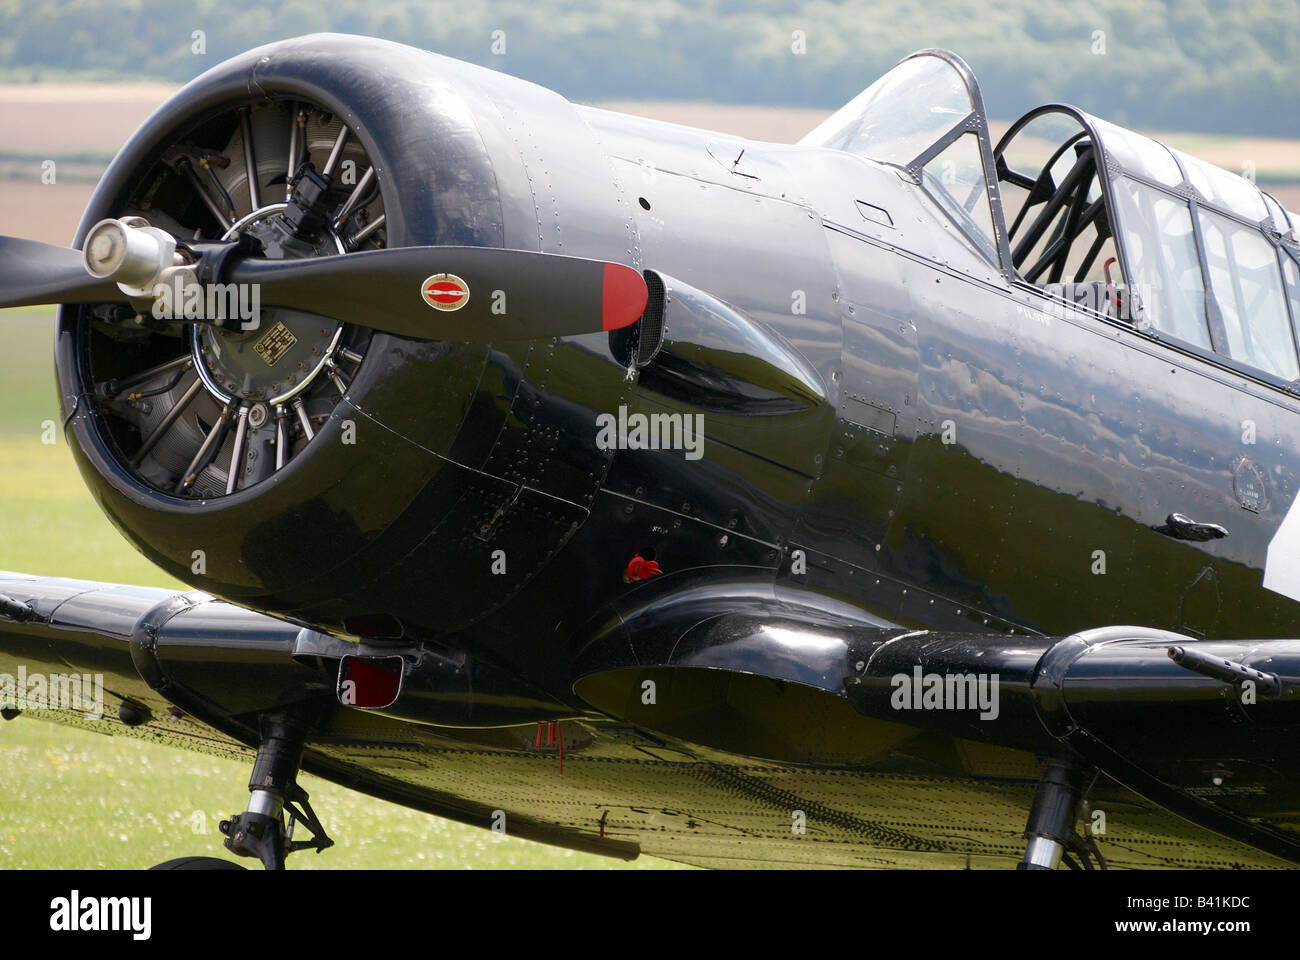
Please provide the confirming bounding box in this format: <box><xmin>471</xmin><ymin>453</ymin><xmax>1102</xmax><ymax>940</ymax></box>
<box><xmin>802</xmin><ymin>49</ymin><xmax>1300</xmax><ymax>390</ymax></box>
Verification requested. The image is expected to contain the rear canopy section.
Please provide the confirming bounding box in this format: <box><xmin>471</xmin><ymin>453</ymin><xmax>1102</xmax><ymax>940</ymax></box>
<box><xmin>997</xmin><ymin>105</ymin><xmax>1300</xmax><ymax>386</ymax></box>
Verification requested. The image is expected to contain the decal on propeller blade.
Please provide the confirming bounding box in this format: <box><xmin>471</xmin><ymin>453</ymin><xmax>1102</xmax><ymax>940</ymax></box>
<box><xmin>421</xmin><ymin>273</ymin><xmax>470</xmax><ymax>312</ymax></box>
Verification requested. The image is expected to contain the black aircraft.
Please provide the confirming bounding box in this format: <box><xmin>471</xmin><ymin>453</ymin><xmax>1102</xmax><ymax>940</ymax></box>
<box><xmin>3</xmin><ymin>34</ymin><xmax>1300</xmax><ymax>870</ymax></box>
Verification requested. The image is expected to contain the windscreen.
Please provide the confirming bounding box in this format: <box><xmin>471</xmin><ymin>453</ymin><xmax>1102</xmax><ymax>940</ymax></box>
<box><xmin>800</xmin><ymin>55</ymin><xmax>972</xmax><ymax>167</ymax></box>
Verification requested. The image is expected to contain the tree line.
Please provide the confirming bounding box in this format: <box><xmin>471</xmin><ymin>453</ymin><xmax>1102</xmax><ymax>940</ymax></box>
<box><xmin>0</xmin><ymin>0</ymin><xmax>1296</xmax><ymax>135</ymax></box>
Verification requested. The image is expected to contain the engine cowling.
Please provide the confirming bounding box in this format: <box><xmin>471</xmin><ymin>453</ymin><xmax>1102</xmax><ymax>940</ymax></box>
<box><xmin>55</xmin><ymin>35</ymin><xmax>575</xmax><ymax>641</ymax></box>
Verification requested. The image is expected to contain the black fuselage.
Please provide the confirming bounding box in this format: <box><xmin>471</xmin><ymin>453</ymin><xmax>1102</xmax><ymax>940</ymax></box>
<box><xmin>55</xmin><ymin>35</ymin><xmax>1300</xmax><ymax>719</ymax></box>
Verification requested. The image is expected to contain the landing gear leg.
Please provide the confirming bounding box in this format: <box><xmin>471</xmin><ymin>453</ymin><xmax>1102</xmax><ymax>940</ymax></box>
<box><xmin>1018</xmin><ymin>759</ymin><xmax>1083</xmax><ymax>870</ymax></box>
<box><xmin>219</xmin><ymin>709</ymin><xmax>334</xmax><ymax>870</ymax></box>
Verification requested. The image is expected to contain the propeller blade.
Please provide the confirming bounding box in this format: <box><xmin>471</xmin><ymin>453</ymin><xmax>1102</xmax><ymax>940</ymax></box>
<box><xmin>0</xmin><ymin>225</ymin><xmax>649</xmax><ymax>343</ymax></box>
<box><xmin>0</xmin><ymin>235</ymin><xmax>126</xmax><ymax>309</ymax></box>
<box><xmin>228</xmin><ymin>246</ymin><xmax>648</xmax><ymax>341</ymax></box>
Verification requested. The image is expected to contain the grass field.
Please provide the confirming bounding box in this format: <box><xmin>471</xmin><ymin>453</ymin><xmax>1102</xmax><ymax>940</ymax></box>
<box><xmin>0</xmin><ymin>308</ymin><xmax>676</xmax><ymax>869</ymax></box>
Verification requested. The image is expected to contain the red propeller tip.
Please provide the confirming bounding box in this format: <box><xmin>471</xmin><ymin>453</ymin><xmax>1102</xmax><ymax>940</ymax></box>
<box><xmin>601</xmin><ymin>263</ymin><xmax>649</xmax><ymax>332</ymax></box>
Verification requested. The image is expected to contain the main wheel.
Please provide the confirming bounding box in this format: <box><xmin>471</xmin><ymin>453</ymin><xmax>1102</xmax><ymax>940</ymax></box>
<box><xmin>149</xmin><ymin>855</ymin><xmax>247</xmax><ymax>870</ymax></box>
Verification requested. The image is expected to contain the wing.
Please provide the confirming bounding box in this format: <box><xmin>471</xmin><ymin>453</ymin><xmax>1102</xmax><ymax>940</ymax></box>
<box><xmin>571</xmin><ymin>583</ymin><xmax>1300</xmax><ymax>867</ymax></box>
<box><xmin>6</xmin><ymin>568</ymin><xmax>1298</xmax><ymax>868</ymax></box>
<box><xmin>0</xmin><ymin>570</ymin><xmax>637</xmax><ymax>861</ymax></box>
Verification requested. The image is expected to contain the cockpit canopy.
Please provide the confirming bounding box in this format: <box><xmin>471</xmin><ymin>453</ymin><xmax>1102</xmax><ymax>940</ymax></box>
<box><xmin>803</xmin><ymin>49</ymin><xmax>1300</xmax><ymax>389</ymax></box>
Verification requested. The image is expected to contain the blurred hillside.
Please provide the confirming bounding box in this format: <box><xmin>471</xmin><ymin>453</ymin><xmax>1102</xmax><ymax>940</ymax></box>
<box><xmin>0</xmin><ymin>0</ymin><xmax>1297</xmax><ymax>135</ymax></box>
<box><xmin>1</xmin><ymin>83</ymin><xmax>1297</xmax><ymax>249</ymax></box>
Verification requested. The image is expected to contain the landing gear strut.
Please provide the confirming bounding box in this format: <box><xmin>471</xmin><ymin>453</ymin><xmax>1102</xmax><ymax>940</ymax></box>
<box><xmin>1018</xmin><ymin>759</ymin><xmax>1099</xmax><ymax>870</ymax></box>
<box><xmin>219</xmin><ymin>710</ymin><xmax>333</xmax><ymax>870</ymax></box>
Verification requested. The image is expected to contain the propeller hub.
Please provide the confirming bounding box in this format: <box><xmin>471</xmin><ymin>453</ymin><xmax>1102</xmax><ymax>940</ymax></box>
<box><xmin>192</xmin><ymin>203</ymin><xmax>346</xmax><ymax>405</ymax></box>
<box><xmin>83</xmin><ymin>217</ymin><xmax>178</xmax><ymax>296</ymax></box>
<box><xmin>86</xmin><ymin>230</ymin><xmax>123</xmax><ymax>273</ymax></box>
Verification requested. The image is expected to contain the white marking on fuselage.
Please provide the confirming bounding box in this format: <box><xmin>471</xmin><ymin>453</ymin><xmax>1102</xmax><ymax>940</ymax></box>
<box><xmin>1263</xmin><ymin>489</ymin><xmax>1300</xmax><ymax>602</ymax></box>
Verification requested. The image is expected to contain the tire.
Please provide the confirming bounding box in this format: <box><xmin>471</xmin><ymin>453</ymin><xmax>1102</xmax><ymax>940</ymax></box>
<box><xmin>149</xmin><ymin>856</ymin><xmax>246</xmax><ymax>870</ymax></box>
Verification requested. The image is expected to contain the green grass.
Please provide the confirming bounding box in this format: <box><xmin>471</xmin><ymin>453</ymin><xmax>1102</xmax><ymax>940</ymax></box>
<box><xmin>0</xmin><ymin>309</ymin><xmax>673</xmax><ymax>868</ymax></box>
<box><xmin>0</xmin><ymin>721</ymin><xmax>671</xmax><ymax>868</ymax></box>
